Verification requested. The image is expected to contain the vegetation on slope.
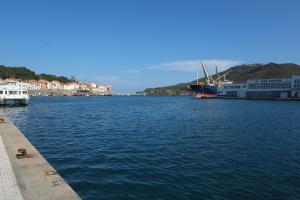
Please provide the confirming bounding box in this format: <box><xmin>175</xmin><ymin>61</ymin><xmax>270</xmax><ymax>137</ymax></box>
<box><xmin>0</xmin><ymin>65</ymin><xmax>73</xmax><ymax>83</ymax></box>
<box><xmin>143</xmin><ymin>63</ymin><xmax>300</xmax><ymax>95</ymax></box>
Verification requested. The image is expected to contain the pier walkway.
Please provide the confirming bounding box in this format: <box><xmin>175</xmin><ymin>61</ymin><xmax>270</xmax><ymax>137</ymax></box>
<box><xmin>0</xmin><ymin>130</ymin><xmax>23</xmax><ymax>200</ymax></box>
<box><xmin>0</xmin><ymin>114</ymin><xmax>80</xmax><ymax>200</ymax></box>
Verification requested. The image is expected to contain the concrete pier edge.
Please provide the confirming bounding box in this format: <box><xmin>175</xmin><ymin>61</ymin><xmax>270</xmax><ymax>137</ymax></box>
<box><xmin>0</xmin><ymin>113</ymin><xmax>81</xmax><ymax>200</ymax></box>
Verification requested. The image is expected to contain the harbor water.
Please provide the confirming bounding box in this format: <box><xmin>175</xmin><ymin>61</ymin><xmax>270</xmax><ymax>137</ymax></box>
<box><xmin>1</xmin><ymin>96</ymin><xmax>300</xmax><ymax>200</ymax></box>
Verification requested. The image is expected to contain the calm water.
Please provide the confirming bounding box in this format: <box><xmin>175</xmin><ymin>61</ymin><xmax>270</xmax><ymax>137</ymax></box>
<box><xmin>1</xmin><ymin>96</ymin><xmax>300</xmax><ymax>200</ymax></box>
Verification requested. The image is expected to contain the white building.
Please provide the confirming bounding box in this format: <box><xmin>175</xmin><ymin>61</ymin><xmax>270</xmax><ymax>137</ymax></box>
<box><xmin>246</xmin><ymin>78</ymin><xmax>291</xmax><ymax>98</ymax></box>
<box><xmin>62</xmin><ymin>82</ymin><xmax>80</xmax><ymax>91</ymax></box>
<box><xmin>47</xmin><ymin>81</ymin><xmax>61</xmax><ymax>90</ymax></box>
<box><xmin>89</xmin><ymin>83</ymin><xmax>97</xmax><ymax>89</ymax></box>
<box><xmin>23</xmin><ymin>80</ymin><xmax>42</xmax><ymax>91</ymax></box>
<box><xmin>292</xmin><ymin>75</ymin><xmax>300</xmax><ymax>98</ymax></box>
<box><xmin>219</xmin><ymin>76</ymin><xmax>300</xmax><ymax>98</ymax></box>
<box><xmin>80</xmin><ymin>82</ymin><xmax>90</xmax><ymax>91</ymax></box>
<box><xmin>219</xmin><ymin>83</ymin><xmax>247</xmax><ymax>97</ymax></box>
<box><xmin>92</xmin><ymin>85</ymin><xmax>112</xmax><ymax>95</ymax></box>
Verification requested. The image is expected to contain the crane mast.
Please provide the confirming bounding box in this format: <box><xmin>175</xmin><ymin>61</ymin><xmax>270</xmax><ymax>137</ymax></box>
<box><xmin>200</xmin><ymin>62</ymin><xmax>231</xmax><ymax>87</ymax></box>
<box><xmin>201</xmin><ymin>61</ymin><xmax>211</xmax><ymax>85</ymax></box>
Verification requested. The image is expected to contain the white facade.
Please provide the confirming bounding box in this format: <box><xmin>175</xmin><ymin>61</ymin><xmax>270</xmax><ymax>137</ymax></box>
<box><xmin>63</xmin><ymin>84</ymin><xmax>73</xmax><ymax>91</ymax></box>
<box><xmin>92</xmin><ymin>85</ymin><xmax>112</xmax><ymax>95</ymax></box>
<box><xmin>247</xmin><ymin>78</ymin><xmax>291</xmax><ymax>91</ymax></box>
<box><xmin>26</xmin><ymin>81</ymin><xmax>42</xmax><ymax>90</ymax></box>
<box><xmin>292</xmin><ymin>75</ymin><xmax>300</xmax><ymax>98</ymax></box>
<box><xmin>89</xmin><ymin>83</ymin><xmax>97</xmax><ymax>89</ymax></box>
<box><xmin>0</xmin><ymin>81</ymin><xmax>30</xmax><ymax>105</ymax></box>
<box><xmin>0</xmin><ymin>79</ymin><xmax>112</xmax><ymax>95</ymax></box>
<box><xmin>219</xmin><ymin>83</ymin><xmax>247</xmax><ymax>97</ymax></box>
<box><xmin>47</xmin><ymin>81</ymin><xmax>61</xmax><ymax>90</ymax></box>
<box><xmin>63</xmin><ymin>82</ymin><xmax>80</xmax><ymax>91</ymax></box>
<box><xmin>80</xmin><ymin>83</ymin><xmax>90</xmax><ymax>91</ymax></box>
<box><xmin>219</xmin><ymin>76</ymin><xmax>300</xmax><ymax>98</ymax></box>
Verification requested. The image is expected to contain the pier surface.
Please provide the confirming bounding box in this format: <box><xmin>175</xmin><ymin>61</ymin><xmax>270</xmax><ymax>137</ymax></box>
<box><xmin>0</xmin><ymin>114</ymin><xmax>80</xmax><ymax>200</ymax></box>
<box><xmin>0</xmin><ymin>129</ymin><xmax>23</xmax><ymax>200</ymax></box>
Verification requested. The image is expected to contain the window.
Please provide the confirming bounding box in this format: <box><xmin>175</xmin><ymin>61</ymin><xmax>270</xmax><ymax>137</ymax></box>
<box><xmin>294</xmin><ymin>79</ymin><xmax>300</xmax><ymax>88</ymax></box>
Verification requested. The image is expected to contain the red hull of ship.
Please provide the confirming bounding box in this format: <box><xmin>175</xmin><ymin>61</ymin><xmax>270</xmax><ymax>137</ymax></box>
<box><xmin>195</xmin><ymin>93</ymin><xmax>217</xmax><ymax>98</ymax></box>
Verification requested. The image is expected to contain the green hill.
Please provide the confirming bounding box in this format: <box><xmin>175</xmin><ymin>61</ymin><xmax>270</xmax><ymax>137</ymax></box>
<box><xmin>0</xmin><ymin>65</ymin><xmax>74</xmax><ymax>83</ymax></box>
<box><xmin>143</xmin><ymin>63</ymin><xmax>300</xmax><ymax>95</ymax></box>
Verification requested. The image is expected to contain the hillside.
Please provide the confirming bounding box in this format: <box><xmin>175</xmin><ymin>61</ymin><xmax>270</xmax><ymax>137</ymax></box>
<box><xmin>0</xmin><ymin>65</ymin><xmax>74</xmax><ymax>83</ymax></box>
<box><xmin>143</xmin><ymin>63</ymin><xmax>300</xmax><ymax>95</ymax></box>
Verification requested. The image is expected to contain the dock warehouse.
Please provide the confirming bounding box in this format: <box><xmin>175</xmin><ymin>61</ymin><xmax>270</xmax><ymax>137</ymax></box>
<box><xmin>220</xmin><ymin>75</ymin><xmax>300</xmax><ymax>98</ymax></box>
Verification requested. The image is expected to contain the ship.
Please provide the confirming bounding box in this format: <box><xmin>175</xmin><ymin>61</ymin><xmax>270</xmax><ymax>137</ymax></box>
<box><xmin>189</xmin><ymin>84</ymin><xmax>218</xmax><ymax>98</ymax></box>
<box><xmin>0</xmin><ymin>80</ymin><xmax>30</xmax><ymax>105</ymax></box>
<box><xmin>189</xmin><ymin>61</ymin><xmax>231</xmax><ymax>98</ymax></box>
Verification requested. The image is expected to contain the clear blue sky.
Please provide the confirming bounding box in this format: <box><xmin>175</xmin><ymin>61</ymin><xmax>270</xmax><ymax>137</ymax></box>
<box><xmin>0</xmin><ymin>0</ymin><xmax>300</xmax><ymax>93</ymax></box>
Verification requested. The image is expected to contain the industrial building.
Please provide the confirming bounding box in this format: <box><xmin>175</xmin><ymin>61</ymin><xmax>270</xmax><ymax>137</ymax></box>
<box><xmin>220</xmin><ymin>75</ymin><xmax>300</xmax><ymax>98</ymax></box>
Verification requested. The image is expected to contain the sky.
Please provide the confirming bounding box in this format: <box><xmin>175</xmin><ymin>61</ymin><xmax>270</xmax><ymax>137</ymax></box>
<box><xmin>0</xmin><ymin>0</ymin><xmax>300</xmax><ymax>93</ymax></box>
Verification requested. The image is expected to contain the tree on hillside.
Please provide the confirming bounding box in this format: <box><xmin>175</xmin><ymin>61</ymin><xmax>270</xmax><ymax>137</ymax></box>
<box><xmin>0</xmin><ymin>65</ymin><xmax>73</xmax><ymax>82</ymax></box>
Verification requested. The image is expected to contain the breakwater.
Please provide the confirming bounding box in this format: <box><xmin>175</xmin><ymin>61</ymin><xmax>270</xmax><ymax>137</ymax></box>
<box><xmin>0</xmin><ymin>113</ymin><xmax>80</xmax><ymax>200</ymax></box>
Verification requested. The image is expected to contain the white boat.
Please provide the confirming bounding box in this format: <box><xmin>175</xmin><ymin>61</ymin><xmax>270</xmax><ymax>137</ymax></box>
<box><xmin>0</xmin><ymin>81</ymin><xmax>30</xmax><ymax>105</ymax></box>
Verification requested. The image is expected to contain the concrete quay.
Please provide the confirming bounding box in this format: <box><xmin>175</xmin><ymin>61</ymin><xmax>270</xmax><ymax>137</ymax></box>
<box><xmin>198</xmin><ymin>96</ymin><xmax>300</xmax><ymax>101</ymax></box>
<box><xmin>0</xmin><ymin>114</ymin><xmax>81</xmax><ymax>200</ymax></box>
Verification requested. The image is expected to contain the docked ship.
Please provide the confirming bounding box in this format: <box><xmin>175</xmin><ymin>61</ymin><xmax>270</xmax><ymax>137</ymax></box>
<box><xmin>189</xmin><ymin>61</ymin><xmax>230</xmax><ymax>98</ymax></box>
<box><xmin>189</xmin><ymin>84</ymin><xmax>218</xmax><ymax>98</ymax></box>
<box><xmin>0</xmin><ymin>80</ymin><xmax>30</xmax><ymax>105</ymax></box>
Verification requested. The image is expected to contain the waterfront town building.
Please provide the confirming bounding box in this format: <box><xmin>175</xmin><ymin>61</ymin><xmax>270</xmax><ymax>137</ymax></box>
<box><xmin>220</xmin><ymin>75</ymin><xmax>300</xmax><ymax>98</ymax></box>
<box><xmin>39</xmin><ymin>79</ymin><xmax>49</xmax><ymax>90</ymax></box>
<box><xmin>92</xmin><ymin>85</ymin><xmax>112</xmax><ymax>95</ymax></box>
<box><xmin>79</xmin><ymin>82</ymin><xmax>90</xmax><ymax>91</ymax></box>
<box><xmin>89</xmin><ymin>83</ymin><xmax>97</xmax><ymax>89</ymax></box>
<box><xmin>47</xmin><ymin>80</ymin><xmax>61</xmax><ymax>90</ymax></box>
<box><xmin>63</xmin><ymin>82</ymin><xmax>80</xmax><ymax>91</ymax></box>
<box><xmin>24</xmin><ymin>80</ymin><xmax>42</xmax><ymax>90</ymax></box>
<box><xmin>0</xmin><ymin>78</ymin><xmax>112</xmax><ymax>96</ymax></box>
